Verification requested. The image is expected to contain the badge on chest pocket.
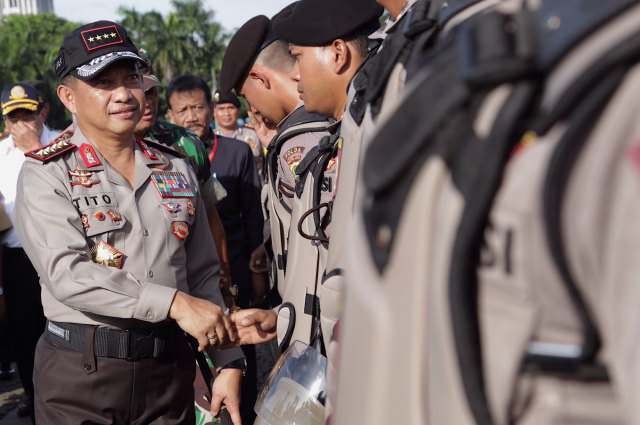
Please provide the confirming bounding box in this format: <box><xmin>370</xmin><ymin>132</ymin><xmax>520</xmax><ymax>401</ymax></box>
<box><xmin>74</xmin><ymin>192</ymin><xmax>126</xmax><ymax>237</ymax></box>
<box><xmin>160</xmin><ymin>199</ymin><xmax>195</xmax><ymax>241</ymax></box>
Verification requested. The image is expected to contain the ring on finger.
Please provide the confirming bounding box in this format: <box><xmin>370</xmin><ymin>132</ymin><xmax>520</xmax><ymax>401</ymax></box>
<box><xmin>207</xmin><ymin>334</ymin><xmax>216</xmax><ymax>340</ymax></box>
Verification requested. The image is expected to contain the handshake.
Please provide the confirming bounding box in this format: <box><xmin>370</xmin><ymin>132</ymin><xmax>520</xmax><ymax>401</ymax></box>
<box><xmin>169</xmin><ymin>291</ymin><xmax>278</xmax><ymax>351</ymax></box>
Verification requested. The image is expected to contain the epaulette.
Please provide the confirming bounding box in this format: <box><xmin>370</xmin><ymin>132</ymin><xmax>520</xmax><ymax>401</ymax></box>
<box><xmin>142</xmin><ymin>138</ymin><xmax>186</xmax><ymax>159</ymax></box>
<box><xmin>25</xmin><ymin>131</ymin><xmax>76</xmax><ymax>163</ymax></box>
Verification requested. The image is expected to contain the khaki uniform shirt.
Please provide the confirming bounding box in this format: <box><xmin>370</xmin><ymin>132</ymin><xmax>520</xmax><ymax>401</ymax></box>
<box><xmin>14</xmin><ymin>128</ymin><xmax>242</xmax><ymax>368</ymax></box>
<box><xmin>334</xmin><ymin>2</ymin><xmax>639</xmax><ymax>425</ymax></box>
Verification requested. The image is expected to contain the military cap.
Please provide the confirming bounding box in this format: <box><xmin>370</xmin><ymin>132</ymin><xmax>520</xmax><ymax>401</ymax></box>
<box><xmin>54</xmin><ymin>20</ymin><xmax>143</xmax><ymax>82</ymax></box>
<box><xmin>219</xmin><ymin>15</ymin><xmax>279</xmax><ymax>92</ymax></box>
<box><xmin>142</xmin><ymin>74</ymin><xmax>160</xmax><ymax>92</ymax></box>
<box><xmin>1</xmin><ymin>82</ymin><xmax>44</xmax><ymax>116</ymax></box>
<box><xmin>213</xmin><ymin>90</ymin><xmax>241</xmax><ymax>108</ymax></box>
<box><xmin>272</xmin><ymin>0</ymin><xmax>384</xmax><ymax>45</ymax></box>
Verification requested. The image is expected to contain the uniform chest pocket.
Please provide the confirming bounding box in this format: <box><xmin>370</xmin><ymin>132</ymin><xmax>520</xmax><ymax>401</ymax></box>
<box><xmin>75</xmin><ymin>192</ymin><xmax>126</xmax><ymax>238</ymax></box>
<box><xmin>160</xmin><ymin>199</ymin><xmax>197</xmax><ymax>264</ymax></box>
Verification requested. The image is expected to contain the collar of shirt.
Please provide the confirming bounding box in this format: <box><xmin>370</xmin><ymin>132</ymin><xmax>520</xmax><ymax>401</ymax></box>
<box><xmin>277</xmin><ymin>100</ymin><xmax>306</xmax><ymax>130</ymax></box>
<box><xmin>374</xmin><ymin>0</ymin><xmax>419</xmax><ymax>38</ymax></box>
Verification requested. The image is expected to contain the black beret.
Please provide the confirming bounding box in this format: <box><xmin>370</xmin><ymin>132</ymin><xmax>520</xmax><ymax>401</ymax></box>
<box><xmin>213</xmin><ymin>90</ymin><xmax>241</xmax><ymax>108</ymax></box>
<box><xmin>219</xmin><ymin>15</ymin><xmax>279</xmax><ymax>92</ymax></box>
<box><xmin>272</xmin><ymin>0</ymin><xmax>384</xmax><ymax>46</ymax></box>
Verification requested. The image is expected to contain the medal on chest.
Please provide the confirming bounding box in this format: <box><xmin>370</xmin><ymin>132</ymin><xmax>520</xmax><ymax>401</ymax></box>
<box><xmin>150</xmin><ymin>171</ymin><xmax>195</xmax><ymax>198</ymax></box>
<box><xmin>69</xmin><ymin>166</ymin><xmax>99</xmax><ymax>187</ymax></box>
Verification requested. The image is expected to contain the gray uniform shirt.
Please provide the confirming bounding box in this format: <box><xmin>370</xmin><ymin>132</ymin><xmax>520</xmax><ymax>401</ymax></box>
<box><xmin>14</xmin><ymin>128</ymin><xmax>242</xmax><ymax>367</ymax></box>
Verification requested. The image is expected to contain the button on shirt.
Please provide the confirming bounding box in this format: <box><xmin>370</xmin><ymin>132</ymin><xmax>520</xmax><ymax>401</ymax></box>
<box><xmin>13</xmin><ymin>128</ymin><xmax>243</xmax><ymax>368</ymax></box>
<box><xmin>0</xmin><ymin>125</ymin><xmax>59</xmax><ymax>248</ymax></box>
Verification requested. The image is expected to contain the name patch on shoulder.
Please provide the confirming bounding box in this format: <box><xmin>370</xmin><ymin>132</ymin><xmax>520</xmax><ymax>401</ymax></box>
<box><xmin>150</xmin><ymin>171</ymin><xmax>194</xmax><ymax>198</ymax></box>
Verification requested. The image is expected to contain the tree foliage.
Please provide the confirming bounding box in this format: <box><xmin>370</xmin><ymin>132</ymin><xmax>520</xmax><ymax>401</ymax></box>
<box><xmin>118</xmin><ymin>0</ymin><xmax>229</xmax><ymax>84</ymax></box>
<box><xmin>0</xmin><ymin>13</ymin><xmax>77</xmax><ymax>130</ymax></box>
<box><xmin>0</xmin><ymin>1</ymin><xmax>229</xmax><ymax>132</ymax></box>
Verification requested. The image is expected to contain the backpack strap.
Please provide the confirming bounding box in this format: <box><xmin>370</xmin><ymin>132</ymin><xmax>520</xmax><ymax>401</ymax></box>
<box><xmin>264</xmin><ymin>107</ymin><xmax>329</xmax><ymax>212</ymax></box>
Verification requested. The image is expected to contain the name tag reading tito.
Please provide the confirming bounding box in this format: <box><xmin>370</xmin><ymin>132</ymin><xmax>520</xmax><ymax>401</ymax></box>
<box><xmin>150</xmin><ymin>171</ymin><xmax>194</xmax><ymax>199</ymax></box>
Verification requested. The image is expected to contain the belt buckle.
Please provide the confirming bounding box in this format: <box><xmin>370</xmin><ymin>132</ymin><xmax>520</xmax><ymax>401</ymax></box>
<box><xmin>126</xmin><ymin>329</ymin><xmax>155</xmax><ymax>361</ymax></box>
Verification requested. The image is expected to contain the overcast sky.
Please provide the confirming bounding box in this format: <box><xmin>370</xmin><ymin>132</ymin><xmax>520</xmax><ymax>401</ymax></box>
<box><xmin>54</xmin><ymin>0</ymin><xmax>293</xmax><ymax>32</ymax></box>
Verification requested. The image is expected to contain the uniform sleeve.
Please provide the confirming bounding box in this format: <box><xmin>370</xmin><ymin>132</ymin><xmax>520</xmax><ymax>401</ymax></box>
<box><xmin>561</xmin><ymin>66</ymin><xmax>640</xmax><ymax>424</ymax></box>
<box><xmin>182</xmin><ymin>181</ymin><xmax>245</xmax><ymax>366</ymax></box>
<box><xmin>239</xmin><ymin>144</ymin><xmax>264</xmax><ymax>252</ymax></box>
<box><xmin>14</xmin><ymin>161</ymin><xmax>176</xmax><ymax>322</ymax></box>
<box><xmin>278</xmin><ymin>132</ymin><xmax>325</xmax><ymax>196</ymax></box>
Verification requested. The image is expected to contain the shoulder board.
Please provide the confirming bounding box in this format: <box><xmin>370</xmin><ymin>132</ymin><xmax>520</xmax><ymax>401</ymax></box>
<box><xmin>142</xmin><ymin>138</ymin><xmax>186</xmax><ymax>159</ymax></box>
<box><xmin>25</xmin><ymin>131</ymin><xmax>76</xmax><ymax>162</ymax></box>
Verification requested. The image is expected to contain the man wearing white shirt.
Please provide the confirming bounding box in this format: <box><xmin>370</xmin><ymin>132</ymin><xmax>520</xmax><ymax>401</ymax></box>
<box><xmin>0</xmin><ymin>81</ymin><xmax>58</xmax><ymax>421</ymax></box>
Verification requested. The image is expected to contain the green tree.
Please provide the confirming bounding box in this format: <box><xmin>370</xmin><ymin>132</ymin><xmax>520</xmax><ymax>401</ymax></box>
<box><xmin>0</xmin><ymin>13</ymin><xmax>78</xmax><ymax>131</ymax></box>
<box><xmin>118</xmin><ymin>0</ymin><xmax>229</xmax><ymax>84</ymax></box>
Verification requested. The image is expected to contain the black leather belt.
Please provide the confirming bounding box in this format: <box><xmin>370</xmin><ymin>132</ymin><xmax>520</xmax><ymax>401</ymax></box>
<box><xmin>44</xmin><ymin>320</ymin><xmax>179</xmax><ymax>361</ymax></box>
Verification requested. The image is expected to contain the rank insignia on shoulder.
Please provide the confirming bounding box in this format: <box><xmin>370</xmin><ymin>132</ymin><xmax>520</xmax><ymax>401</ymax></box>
<box><xmin>69</xmin><ymin>166</ymin><xmax>99</xmax><ymax>187</ymax></box>
<box><xmin>25</xmin><ymin>134</ymin><xmax>76</xmax><ymax>162</ymax></box>
<box><xmin>150</xmin><ymin>171</ymin><xmax>194</xmax><ymax>198</ymax></box>
<box><xmin>106</xmin><ymin>209</ymin><xmax>122</xmax><ymax>222</ymax></box>
<box><xmin>187</xmin><ymin>200</ymin><xmax>195</xmax><ymax>217</ymax></box>
<box><xmin>91</xmin><ymin>239</ymin><xmax>123</xmax><ymax>269</ymax></box>
<box><xmin>94</xmin><ymin>211</ymin><xmax>105</xmax><ymax>221</ymax></box>
<box><xmin>163</xmin><ymin>202</ymin><xmax>181</xmax><ymax>214</ymax></box>
<box><xmin>79</xmin><ymin>143</ymin><xmax>101</xmax><ymax>168</ymax></box>
<box><xmin>81</xmin><ymin>214</ymin><xmax>90</xmax><ymax>229</ymax></box>
<box><xmin>171</xmin><ymin>221</ymin><xmax>189</xmax><ymax>241</ymax></box>
<box><xmin>136</xmin><ymin>138</ymin><xmax>158</xmax><ymax>160</ymax></box>
<box><xmin>149</xmin><ymin>148</ymin><xmax>170</xmax><ymax>170</ymax></box>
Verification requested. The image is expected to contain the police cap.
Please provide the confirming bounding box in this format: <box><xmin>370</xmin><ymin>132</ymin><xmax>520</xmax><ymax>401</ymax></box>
<box><xmin>54</xmin><ymin>20</ymin><xmax>143</xmax><ymax>82</ymax></box>
<box><xmin>213</xmin><ymin>90</ymin><xmax>241</xmax><ymax>108</ymax></box>
<box><xmin>219</xmin><ymin>15</ymin><xmax>278</xmax><ymax>92</ymax></box>
<box><xmin>1</xmin><ymin>82</ymin><xmax>44</xmax><ymax>116</ymax></box>
<box><xmin>272</xmin><ymin>0</ymin><xmax>384</xmax><ymax>46</ymax></box>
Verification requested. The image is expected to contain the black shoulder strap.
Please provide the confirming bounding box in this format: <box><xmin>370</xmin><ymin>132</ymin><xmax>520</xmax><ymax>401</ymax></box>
<box><xmin>293</xmin><ymin>133</ymin><xmax>340</xmax><ymax>248</ymax></box>
<box><xmin>349</xmin><ymin>0</ymin><xmax>440</xmax><ymax>124</ymax></box>
<box><xmin>265</xmin><ymin>107</ymin><xmax>329</xmax><ymax>211</ymax></box>
<box><xmin>143</xmin><ymin>139</ymin><xmax>186</xmax><ymax>158</ymax></box>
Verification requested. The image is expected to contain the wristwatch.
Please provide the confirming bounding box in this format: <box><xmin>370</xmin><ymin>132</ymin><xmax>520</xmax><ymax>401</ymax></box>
<box><xmin>217</xmin><ymin>358</ymin><xmax>247</xmax><ymax>376</ymax></box>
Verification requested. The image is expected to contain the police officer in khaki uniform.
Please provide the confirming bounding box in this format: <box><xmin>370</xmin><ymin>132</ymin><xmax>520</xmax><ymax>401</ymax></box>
<box><xmin>14</xmin><ymin>20</ymin><xmax>245</xmax><ymax>425</ymax></box>
<box><xmin>213</xmin><ymin>90</ymin><xmax>264</xmax><ymax>180</ymax></box>
<box><xmin>231</xmin><ymin>0</ymin><xmax>382</xmax><ymax>354</ymax></box>
<box><xmin>334</xmin><ymin>1</ymin><xmax>640</xmax><ymax>425</ymax></box>
<box><xmin>219</xmin><ymin>15</ymin><xmax>329</xmax><ymax>335</ymax></box>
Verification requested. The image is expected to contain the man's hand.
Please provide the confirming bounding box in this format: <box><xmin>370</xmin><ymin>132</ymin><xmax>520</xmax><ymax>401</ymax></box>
<box><xmin>10</xmin><ymin>121</ymin><xmax>42</xmax><ymax>152</ymax></box>
<box><xmin>230</xmin><ymin>308</ymin><xmax>277</xmax><ymax>345</ymax></box>
<box><xmin>210</xmin><ymin>368</ymin><xmax>242</xmax><ymax>425</ymax></box>
<box><xmin>168</xmin><ymin>291</ymin><xmax>237</xmax><ymax>351</ymax></box>
<box><xmin>248</xmin><ymin>110</ymin><xmax>277</xmax><ymax>149</ymax></box>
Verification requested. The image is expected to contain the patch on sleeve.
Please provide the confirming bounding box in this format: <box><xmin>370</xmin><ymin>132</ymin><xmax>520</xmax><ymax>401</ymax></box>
<box><xmin>25</xmin><ymin>131</ymin><xmax>76</xmax><ymax>162</ymax></box>
<box><xmin>283</xmin><ymin>146</ymin><xmax>305</xmax><ymax>176</ymax></box>
<box><xmin>91</xmin><ymin>239</ymin><xmax>123</xmax><ymax>269</ymax></box>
